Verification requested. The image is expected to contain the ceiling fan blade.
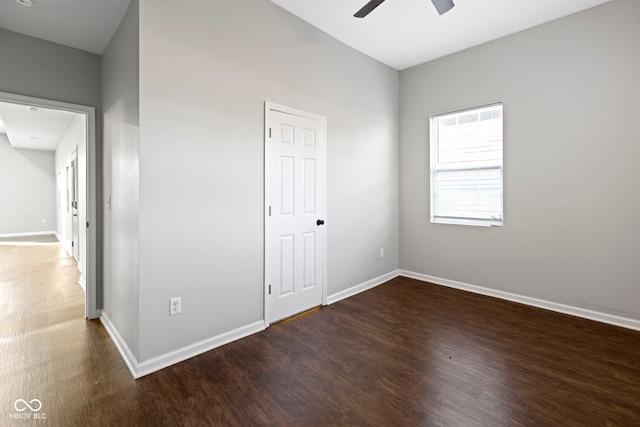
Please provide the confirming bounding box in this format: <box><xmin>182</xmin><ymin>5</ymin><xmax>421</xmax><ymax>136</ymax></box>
<box><xmin>431</xmin><ymin>0</ymin><xmax>455</xmax><ymax>15</ymax></box>
<box><xmin>354</xmin><ymin>0</ymin><xmax>387</xmax><ymax>18</ymax></box>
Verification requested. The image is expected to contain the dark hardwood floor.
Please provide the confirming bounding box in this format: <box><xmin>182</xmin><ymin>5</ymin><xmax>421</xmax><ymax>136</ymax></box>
<box><xmin>2</xmin><ymin>244</ymin><xmax>639</xmax><ymax>426</ymax></box>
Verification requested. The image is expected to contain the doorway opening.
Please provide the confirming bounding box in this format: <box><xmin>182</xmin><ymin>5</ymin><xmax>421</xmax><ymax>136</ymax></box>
<box><xmin>0</xmin><ymin>91</ymin><xmax>98</xmax><ymax>319</ymax></box>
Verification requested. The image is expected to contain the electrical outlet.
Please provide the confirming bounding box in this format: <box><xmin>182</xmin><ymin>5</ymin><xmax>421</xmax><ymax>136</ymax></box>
<box><xmin>379</xmin><ymin>248</ymin><xmax>384</xmax><ymax>258</ymax></box>
<box><xmin>170</xmin><ymin>297</ymin><xmax>181</xmax><ymax>316</ymax></box>
<box><xmin>41</xmin><ymin>218</ymin><xmax>46</xmax><ymax>224</ymax></box>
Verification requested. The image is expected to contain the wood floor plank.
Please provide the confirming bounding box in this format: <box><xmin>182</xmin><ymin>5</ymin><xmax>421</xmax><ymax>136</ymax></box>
<box><xmin>1</xmin><ymin>245</ymin><xmax>639</xmax><ymax>426</ymax></box>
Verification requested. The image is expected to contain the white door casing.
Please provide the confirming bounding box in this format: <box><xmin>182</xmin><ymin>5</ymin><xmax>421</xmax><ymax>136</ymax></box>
<box><xmin>0</xmin><ymin>91</ymin><xmax>98</xmax><ymax>319</ymax></box>
<box><xmin>265</xmin><ymin>102</ymin><xmax>327</xmax><ymax>325</ymax></box>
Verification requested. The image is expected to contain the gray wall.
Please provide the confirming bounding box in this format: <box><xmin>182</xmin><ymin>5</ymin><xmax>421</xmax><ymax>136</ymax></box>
<box><xmin>0</xmin><ymin>135</ymin><xmax>56</xmax><ymax>234</ymax></box>
<box><xmin>0</xmin><ymin>29</ymin><xmax>101</xmax><ymax>109</ymax></box>
<box><xmin>0</xmin><ymin>27</ymin><xmax>103</xmax><ymax>304</ymax></box>
<box><xmin>136</xmin><ymin>0</ymin><xmax>399</xmax><ymax>361</ymax></box>
<box><xmin>101</xmin><ymin>0</ymin><xmax>140</xmax><ymax>359</ymax></box>
<box><xmin>399</xmin><ymin>0</ymin><xmax>640</xmax><ymax>320</ymax></box>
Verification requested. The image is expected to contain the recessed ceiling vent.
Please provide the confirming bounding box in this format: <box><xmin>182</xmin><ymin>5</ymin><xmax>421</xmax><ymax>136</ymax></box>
<box><xmin>15</xmin><ymin>0</ymin><xmax>34</xmax><ymax>7</ymax></box>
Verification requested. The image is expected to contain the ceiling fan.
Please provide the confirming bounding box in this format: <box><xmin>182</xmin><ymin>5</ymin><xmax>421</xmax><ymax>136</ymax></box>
<box><xmin>354</xmin><ymin>0</ymin><xmax>455</xmax><ymax>18</ymax></box>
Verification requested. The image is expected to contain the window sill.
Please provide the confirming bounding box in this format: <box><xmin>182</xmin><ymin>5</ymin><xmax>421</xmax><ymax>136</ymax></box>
<box><xmin>431</xmin><ymin>217</ymin><xmax>503</xmax><ymax>227</ymax></box>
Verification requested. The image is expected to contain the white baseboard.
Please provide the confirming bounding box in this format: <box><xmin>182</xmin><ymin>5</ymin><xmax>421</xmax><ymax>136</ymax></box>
<box><xmin>105</xmin><ymin>270</ymin><xmax>397</xmax><ymax>378</ymax></box>
<box><xmin>78</xmin><ymin>277</ymin><xmax>86</xmax><ymax>293</ymax></box>
<box><xmin>327</xmin><ymin>270</ymin><xmax>401</xmax><ymax>305</ymax></box>
<box><xmin>135</xmin><ymin>321</ymin><xmax>265</xmax><ymax>378</ymax></box>
<box><xmin>0</xmin><ymin>231</ymin><xmax>56</xmax><ymax>238</ymax></box>
<box><xmin>53</xmin><ymin>232</ymin><xmax>73</xmax><ymax>255</ymax></box>
<box><xmin>400</xmin><ymin>270</ymin><xmax>640</xmax><ymax>332</ymax></box>
<box><xmin>100</xmin><ymin>312</ymin><xmax>139</xmax><ymax>378</ymax></box>
<box><xmin>101</xmin><ymin>269</ymin><xmax>639</xmax><ymax>379</ymax></box>
<box><xmin>100</xmin><ymin>312</ymin><xmax>265</xmax><ymax>379</ymax></box>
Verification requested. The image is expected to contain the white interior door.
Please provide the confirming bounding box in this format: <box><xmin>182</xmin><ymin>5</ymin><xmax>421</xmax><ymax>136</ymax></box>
<box><xmin>265</xmin><ymin>102</ymin><xmax>327</xmax><ymax>324</ymax></box>
<box><xmin>70</xmin><ymin>148</ymin><xmax>80</xmax><ymax>262</ymax></box>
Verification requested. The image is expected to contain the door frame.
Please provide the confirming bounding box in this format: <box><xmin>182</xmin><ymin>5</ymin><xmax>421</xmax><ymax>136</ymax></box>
<box><xmin>264</xmin><ymin>101</ymin><xmax>328</xmax><ymax>326</ymax></box>
<box><xmin>70</xmin><ymin>147</ymin><xmax>80</xmax><ymax>262</ymax></box>
<box><xmin>0</xmin><ymin>91</ymin><xmax>99</xmax><ymax>319</ymax></box>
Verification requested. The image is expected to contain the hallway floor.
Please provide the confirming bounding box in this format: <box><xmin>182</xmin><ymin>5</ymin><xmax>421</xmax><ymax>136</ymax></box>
<box><xmin>0</xmin><ymin>243</ymin><xmax>129</xmax><ymax>426</ymax></box>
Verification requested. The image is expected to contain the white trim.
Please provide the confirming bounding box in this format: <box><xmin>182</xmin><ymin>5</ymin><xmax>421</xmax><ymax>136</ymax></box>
<box><xmin>78</xmin><ymin>277</ymin><xmax>86</xmax><ymax>292</ymax></box>
<box><xmin>100</xmin><ymin>312</ymin><xmax>138</xmax><ymax>378</ymax></box>
<box><xmin>135</xmin><ymin>321</ymin><xmax>265</xmax><ymax>378</ymax></box>
<box><xmin>431</xmin><ymin>101</ymin><xmax>504</xmax><ymax>120</ymax></box>
<box><xmin>60</xmin><ymin>240</ymin><xmax>73</xmax><ymax>257</ymax></box>
<box><xmin>327</xmin><ymin>270</ymin><xmax>401</xmax><ymax>305</ymax></box>
<box><xmin>0</xmin><ymin>231</ymin><xmax>56</xmax><ymax>238</ymax></box>
<box><xmin>431</xmin><ymin>216</ymin><xmax>502</xmax><ymax>227</ymax></box>
<box><xmin>101</xmin><ymin>313</ymin><xmax>266</xmax><ymax>379</ymax></box>
<box><xmin>400</xmin><ymin>270</ymin><xmax>640</xmax><ymax>332</ymax></box>
<box><xmin>54</xmin><ymin>231</ymin><xmax>74</xmax><ymax>258</ymax></box>
<box><xmin>266</xmin><ymin>101</ymin><xmax>327</xmax><ymax>122</ymax></box>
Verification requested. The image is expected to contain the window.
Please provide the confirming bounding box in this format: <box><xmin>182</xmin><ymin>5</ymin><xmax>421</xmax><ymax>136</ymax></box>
<box><xmin>430</xmin><ymin>103</ymin><xmax>503</xmax><ymax>227</ymax></box>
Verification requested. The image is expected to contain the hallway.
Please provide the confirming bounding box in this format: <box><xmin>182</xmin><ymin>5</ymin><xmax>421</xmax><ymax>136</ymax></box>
<box><xmin>0</xmin><ymin>243</ymin><xmax>129</xmax><ymax>425</ymax></box>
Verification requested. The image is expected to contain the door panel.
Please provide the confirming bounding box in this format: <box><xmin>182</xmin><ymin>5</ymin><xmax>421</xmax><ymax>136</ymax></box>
<box><xmin>265</xmin><ymin>104</ymin><xmax>327</xmax><ymax>324</ymax></box>
<box><xmin>279</xmin><ymin>234</ymin><xmax>295</xmax><ymax>296</ymax></box>
<box><xmin>280</xmin><ymin>156</ymin><xmax>294</xmax><ymax>216</ymax></box>
<box><xmin>302</xmin><ymin>231</ymin><xmax>316</xmax><ymax>289</ymax></box>
<box><xmin>303</xmin><ymin>159</ymin><xmax>316</xmax><ymax>213</ymax></box>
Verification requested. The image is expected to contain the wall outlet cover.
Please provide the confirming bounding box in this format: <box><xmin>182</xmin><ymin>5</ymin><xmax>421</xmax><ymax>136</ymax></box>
<box><xmin>170</xmin><ymin>297</ymin><xmax>181</xmax><ymax>316</ymax></box>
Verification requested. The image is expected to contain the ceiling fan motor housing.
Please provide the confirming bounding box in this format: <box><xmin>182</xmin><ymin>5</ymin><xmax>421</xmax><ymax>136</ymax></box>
<box><xmin>354</xmin><ymin>0</ymin><xmax>454</xmax><ymax>18</ymax></box>
<box><xmin>431</xmin><ymin>0</ymin><xmax>455</xmax><ymax>15</ymax></box>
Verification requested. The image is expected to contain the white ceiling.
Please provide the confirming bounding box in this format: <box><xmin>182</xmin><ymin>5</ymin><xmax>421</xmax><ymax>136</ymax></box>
<box><xmin>270</xmin><ymin>0</ymin><xmax>612</xmax><ymax>70</ymax></box>
<box><xmin>0</xmin><ymin>101</ymin><xmax>80</xmax><ymax>151</ymax></box>
<box><xmin>0</xmin><ymin>0</ymin><xmax>613</xmax><ymax>150</ymax></box>
<box><xmin>0</xmin><ymin>0</ymin><xmax>612</xmax><ymax>69</ymax></box>
<box><xmin>0</xmin><ymin>0</ymin><xmax>131</xmax><ymax>54</ymax></box>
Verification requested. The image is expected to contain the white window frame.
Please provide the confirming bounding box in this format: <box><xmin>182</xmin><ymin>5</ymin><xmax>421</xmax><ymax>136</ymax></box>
<box><xmin>430</xmin><ymin>103</ymin><xmax>504</xmax><ymax>227</ymax></box>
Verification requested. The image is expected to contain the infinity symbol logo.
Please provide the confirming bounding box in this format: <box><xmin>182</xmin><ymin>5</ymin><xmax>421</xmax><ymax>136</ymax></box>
<box><xmin>14</xmin><ymin>399</ymin><xmax>42</xmax><ymax>412</ymax></box>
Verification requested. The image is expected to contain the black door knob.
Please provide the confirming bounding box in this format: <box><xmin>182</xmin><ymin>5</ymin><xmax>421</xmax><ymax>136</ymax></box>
<box><xmin>316</xmin><ymin>219</ymin><xmax>325</xmax><ymax>226</ymax></box>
